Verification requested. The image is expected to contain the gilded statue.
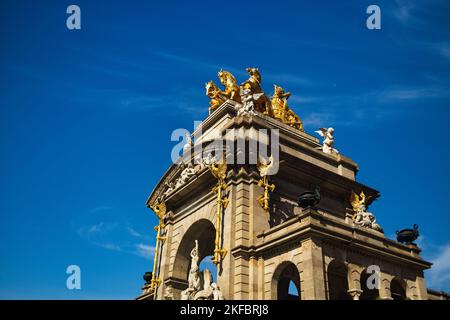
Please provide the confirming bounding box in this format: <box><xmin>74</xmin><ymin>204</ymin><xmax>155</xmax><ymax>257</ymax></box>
<box><xmin>204</xmin><ymin>67</ymin><xmax>306</xmax><ymax>132</ymax></box>
<box><xmin>271</xmin><ymin>85</ymin><xmax>304</xmax><ymax>131</ymax></box>
<box><xmin>217</xmin><ymin>69</ymin><xmax>241</xmax><ymax>103</ymax></box>
<box><xmin>205</xmin><ymin>81</ymin><xmax>226</xmax><ymax>114</ymax></box>
<box><xmin>242</xmin><ymin>67</ymin><xmax>263</xmax><ymax>93</ymax></box>
<box><xmin>241</xmin><ymin>67</ymin><xmax>271</xmax><ymax>115</ymax></box>
<box><xmin>271</xmin><ymin>84</ymin><xmax>289</xmax><ymax>120</ymax></box>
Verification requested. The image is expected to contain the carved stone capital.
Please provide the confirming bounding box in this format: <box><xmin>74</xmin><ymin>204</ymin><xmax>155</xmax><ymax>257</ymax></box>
<box><xmin>347</xmin><ymin>289</ymin><xmax>363</xmax><ymax>300</ymax></box>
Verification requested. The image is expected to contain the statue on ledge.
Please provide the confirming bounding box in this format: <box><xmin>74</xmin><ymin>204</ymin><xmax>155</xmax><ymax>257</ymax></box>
<box><xmin>271</xmin><ymin>85</ymin><xmax>304</xmax><ymax>131</ymax></box>
<box><xmin>350</xmin><ymin>191</ymin><xmax>383</xmax><ymax>233</ymax></box>
<box><xmin>240</xmin><ymin>67</ymin><xmax>271</xmax><ymax>115</ymax></box>
<box><xmin>206</xmin><ymin>81</ymin><xmax>226</xmax><ymax>114</ymax></box>
<box><xmin>217</xmin><ymin>69</ymin><xmax>241</xmax><ymax>103</ymax></box>
<box><xmin>315</xmin><ymin>127</ymin><xmax>338</xmax><ymax>155</ymax></box>
<box><xmin>205</xmin><ymin>67</ymin><xmax>305</xmax><ymax>133</ymax></box>
<box><xmin>180</xmin><ymin>240</ymin><xmax>225</xmax><ymax>300</ymax></box>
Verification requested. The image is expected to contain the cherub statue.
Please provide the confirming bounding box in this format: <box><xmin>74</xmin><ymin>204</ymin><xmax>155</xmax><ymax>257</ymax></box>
<box><xmin>315</xmin><ymin>127</ymin><xmax>339</xmax><ymax>155</ymax></box>
<box><xmin>217</xmin><ymin>69</ymin><xmax>241</xmax><ymax>103</ymax></box>
<box><xmin>350</xmin><ymin>191</ymin><xmax>383</xmax><ymax>232</ymax></box>
<box><xmin>205</xmin><ymin>81</ymin><xmax>226</xmax><ymax>114</ymax></box>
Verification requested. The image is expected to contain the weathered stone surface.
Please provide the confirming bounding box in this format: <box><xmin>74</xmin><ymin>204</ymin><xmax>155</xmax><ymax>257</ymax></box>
<box><xmin>138</xmin><ymin>101</ymin><xmax>432</xmax><ymax>300</ymax></box>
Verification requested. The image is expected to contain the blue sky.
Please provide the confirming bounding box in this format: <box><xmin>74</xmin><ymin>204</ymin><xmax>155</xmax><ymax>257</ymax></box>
<box><xmin>0</xmin><ymin>0</ymin><xmax>449</xmax><ymax>299</ymax></box>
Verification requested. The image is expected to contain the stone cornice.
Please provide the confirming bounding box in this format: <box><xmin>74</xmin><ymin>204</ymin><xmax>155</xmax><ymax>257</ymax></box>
<box><xmin>231</xmin><ymin>209</ymin><xmax>431</xmax><ymax>270</ymax></box>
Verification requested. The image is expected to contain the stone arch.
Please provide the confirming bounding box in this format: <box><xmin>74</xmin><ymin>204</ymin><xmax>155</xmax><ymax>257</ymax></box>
<box><xmin>390</xmin><ymin>277</ymin><xmax>407</xmax><ymax>300</ymax></box>
<box><xmin>326</xmin><ymin>259</ymin><xmax>351</xmax><ymax>300</ymax></box>
<box><xmin>360</xmin><ymin>267</ymin><xmax>380</xmax><ymax>300</ymax></box>
<box><xmin>271</xmin><ymin>261</ymin><xmax>301</xmax><ymax>300</ymax></box>
<box><xmin>172</xmin><ymin>219</ymin><xmax>216</xmax><ymax>288</ymax></box>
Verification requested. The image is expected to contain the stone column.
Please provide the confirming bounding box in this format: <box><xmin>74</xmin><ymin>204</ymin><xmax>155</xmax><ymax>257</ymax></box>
<box><xmin>414</xmin><ymin>273</ymin><xmax>428</xmax><ymax>300</ymax></box>
<box><xmin>347</xmin><ymin>265</ymin><xmax>363</xmax><ymax>300</ymax></box>
<box><xmin>300</xmin><ymin>238</ymin><xmax>326</xmax><ymax>300</ymax></box>
<box><xmin>378</xmin><ymin>276</ymin><xmax>393</xmax><ymax>300</ymax></box>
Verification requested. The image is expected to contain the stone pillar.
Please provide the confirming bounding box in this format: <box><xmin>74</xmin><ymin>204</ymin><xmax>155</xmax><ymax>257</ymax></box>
<box><xmin>300</xmin><ymin>238</ymin><xmax>326</xmax><ymax>300</ymax></box>
<box><xmin>414</xmin><ymin>273</ymin><xmax>428</xmax><ymax>300</ymax></box>
<box><xmin>231</xmin><ymin>176</ymin><xmax>251</xmax><ymax>299</ymax></box>
<box><xmin>347</xmin><ymin>265</ymin><xmax>363</xmax><ymax>300</ymax></box>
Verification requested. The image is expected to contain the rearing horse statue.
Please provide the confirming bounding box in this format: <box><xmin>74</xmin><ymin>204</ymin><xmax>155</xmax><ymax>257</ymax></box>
<box><xmin>217</xmin><ymin>69</ymin><xmax>241</xmax><ymax>104</ymax></box>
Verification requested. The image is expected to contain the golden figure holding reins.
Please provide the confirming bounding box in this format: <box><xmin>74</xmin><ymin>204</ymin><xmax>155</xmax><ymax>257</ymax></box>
<box><xmin>217</xmin><ymin>69</ymin><xmax>241</xmax><ymax>103</ymax></box>
<box><xmin>271</xmin><ymin>85</ymin><xmax>304</xmax><ymax>131</ymax></box>
<box><xmin>205</xmin><ymin>67</ymin><xmax>304</xmax><ymax>132</ymax></box>
<box><xmin>205</xmin><ymin>81</ymin><xmax>226</xmax><ymax>114</ymax></box>
<box><xmin>241</xmin><ymin>67</ymin><xmax>272</xmax><ymax>115</ymax></box>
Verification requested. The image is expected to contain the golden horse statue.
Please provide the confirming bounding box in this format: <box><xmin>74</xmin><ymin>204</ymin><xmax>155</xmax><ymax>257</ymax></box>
<box><xmin>205</xmin><ymin>81</ymin><xmax>226</xmax><ymax>114</ymax></box>
<box><xmin>242</xmin><ymin>67</ymin><xmax>263</xmax><ymax>93</ymax></box>
<box><xmin>241</xmin><ymin>67</ymin><xmax>271</xmax><ymax>115</ymax></box>
<box><xmin>271</xmin><ymin>85</ymin><xmax>304</xmax><ymax>131</ymax></box>
<box><xmin>217</xmin><ymin>69</ymin><xmax>241</xmax><ymax>103</ymax></box>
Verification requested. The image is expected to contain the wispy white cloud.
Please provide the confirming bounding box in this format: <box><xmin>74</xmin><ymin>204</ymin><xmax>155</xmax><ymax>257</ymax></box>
<box><xmin>75</xmin><ymin>216</ymin><xmax>153</xmax><ymax>260</ymax></box>
<box><xmin>427</xmin><ymin>243</ymin><xmax>450</xmax><ymax>290</ymax></box>
<box><xmin>432</xmin><ymin>42</ymin><xmax>450</xmax><ymax>60</ymax></box>
<box><xmin>377</xmin><ymin>86</ymin><xmax>449</xmax><ymax>102</ymax></box>
<box><xmin>135</xmin><ymin>243</ymin><xmax>155</xmax><ymax>259</ymax></box>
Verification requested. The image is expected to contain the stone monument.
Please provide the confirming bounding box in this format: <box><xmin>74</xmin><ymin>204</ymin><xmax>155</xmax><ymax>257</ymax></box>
<box><xmin>137</xmin><ymin>67</ymin><xmax>434</xmax><ymax>300</ymax></box>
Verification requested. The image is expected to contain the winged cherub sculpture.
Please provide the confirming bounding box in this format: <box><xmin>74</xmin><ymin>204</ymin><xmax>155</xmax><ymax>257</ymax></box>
<box><xmin>315</xmin><ymin>127</ymin><xmax>339</xmax><ymax>155</ymax></box>
<box><xmin>350</xmin><ymin>191</ymin><xmax>383</xmax><ymax>232</ymax></box>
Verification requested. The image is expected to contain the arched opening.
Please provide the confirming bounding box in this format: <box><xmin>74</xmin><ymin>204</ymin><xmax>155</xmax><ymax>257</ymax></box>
<box><xmin>360</xmin><ymin>268</ymin><xmax>380</xmax><ymax>300</ymax></box>
<box><xmin>390</xmin><ymin>278</ymin><xmax>407</xmax><ymax>300</ymax></box>
<box><xmin>172</xmin><ymin>219</ymin><xmax>216</xmax><ymax>295</ymax></box>
<box><xmin>272</xmin><ymin>261</ymin><xmax>301</xmax><ymax>300</ymax></box>
<box><xmin>288</xmin><ymin>280</ymin><xmax>299</xmax><ymax>296</ymax></box>
<box><xmin>327</xmin><ymin>260</ymin><xmax>351</xmax><ymax>300</ymax></box>
<box><xmin>199</xmin><ymin>255</ymin><xmax>217</xmax><ymax>283</ymax></box>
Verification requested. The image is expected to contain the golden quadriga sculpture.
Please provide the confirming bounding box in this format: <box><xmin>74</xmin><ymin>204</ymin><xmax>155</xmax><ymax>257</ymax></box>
<box><xmin>206</xmin><ymin>67</ymin><xmax>304</xmax><ymax>131</ymax></box>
